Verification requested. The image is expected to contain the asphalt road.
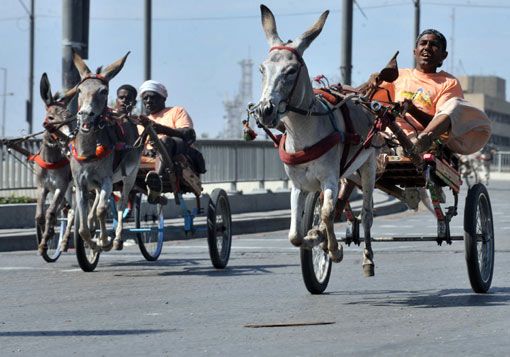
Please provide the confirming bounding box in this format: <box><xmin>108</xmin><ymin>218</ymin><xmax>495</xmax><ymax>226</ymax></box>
<box><xmin>1</xmin><ymin>180</ymin><xmax>509</xmax><ymax>356</ymax></box>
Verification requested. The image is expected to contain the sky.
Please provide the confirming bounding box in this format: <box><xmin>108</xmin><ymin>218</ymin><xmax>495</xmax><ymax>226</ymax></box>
<box><xmin>1</xmin><ymin>0</ymin><xmax>510</xmax><ymax>138</ymax></box>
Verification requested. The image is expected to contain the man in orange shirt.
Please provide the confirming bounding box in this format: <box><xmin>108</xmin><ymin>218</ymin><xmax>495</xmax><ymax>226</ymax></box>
<box><xmin>373</xmin><ymin>29</ymin><xmax>490</xmax><ymax>155</ymax></box>
<box><xmin>138</xmin><ymin>80</ymin><xmax>199</xmax><ymax>202</ymax></box>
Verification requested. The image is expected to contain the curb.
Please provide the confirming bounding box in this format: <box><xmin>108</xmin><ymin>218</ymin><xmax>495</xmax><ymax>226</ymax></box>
<box><xmin>0</xmin><ymin>195</ymin><xmax>407</xmax><ymax>252</ymax></box>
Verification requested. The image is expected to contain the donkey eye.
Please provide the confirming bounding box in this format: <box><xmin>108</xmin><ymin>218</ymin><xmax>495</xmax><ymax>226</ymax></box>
<box><xmin>259</xmin><ymin>65</ymin><xmax>265</xmax><ymax>74</ymax></box>
<box><xmin>100</xmin><ymin>88</ymin><xmax>108</xmax><ymax>96</ymax></box>
<box><xmin>286</xmin><ymin>67</ymin><xmax>297</xmax><ymax>76</ymax></box>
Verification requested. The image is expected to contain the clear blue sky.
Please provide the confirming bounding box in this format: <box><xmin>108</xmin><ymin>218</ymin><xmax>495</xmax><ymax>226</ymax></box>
<box><xmin>1</xmin><ymin>0</ymin><xmax>509</xmax><ymax>138</ymax></box>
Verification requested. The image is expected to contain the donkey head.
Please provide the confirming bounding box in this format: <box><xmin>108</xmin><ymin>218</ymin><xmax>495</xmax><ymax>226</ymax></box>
<box><xmin>40</xmin><ymin>73</ymin><xmax>77</xmax><ymax>139</ymax></box>
<box><xmin>255</xmin><ymin>4</ymin><xmax>329</xmax><ymax>128</ymax></box>
<box><xmin>73</xmin><ymin>51</ymin><xmax>129</xmax><ymax>134</ymax></box>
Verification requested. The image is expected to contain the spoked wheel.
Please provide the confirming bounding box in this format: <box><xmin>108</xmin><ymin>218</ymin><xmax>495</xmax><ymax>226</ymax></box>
<box><xmin>74</xmin><ymin>209</ymin><xmax>100</xmax><ymax>272</ymax></box>
<box><xmin>36</xmin><ymin>210</ymin><xmax>66</xmax><ymax>263</ymax></box>
<box><xmin>300</xmin><ymin>191</ymin><xmax>332</xmax><ymax>294</ymax></box>
<box><xmin>207</xmin><ymin>188</ymin><xmax>232</xmax><ymax>269</ymax></box>
<box><xmin>134</xmin><ymin>193</ymin><xmax>164</xmax><ymax>261</ymax></box>
<box><xmin>464</xmin><ymin>183</ymin><xmax>494</xmax><ymax>293</ymax></box>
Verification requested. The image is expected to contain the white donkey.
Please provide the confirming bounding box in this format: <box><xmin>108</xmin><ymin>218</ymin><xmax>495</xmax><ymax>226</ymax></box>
<box><xmin>71</xmin><ymin>51</ymin><xmax>141</xmax><ymax>253</ymax></box>
<box><xmin>254</xmin><ymin>5</ymin><xmax>380</xmax><ymax>275</ymax></box>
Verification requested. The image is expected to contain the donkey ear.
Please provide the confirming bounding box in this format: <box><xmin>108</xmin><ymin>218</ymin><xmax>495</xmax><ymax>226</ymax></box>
<box><xmin>293</xmin><ymin>10</ymin><xmax>329</xmax><ymax>54</ymax></box>
<box><xmin>260</xmin><ymin>4</ymin><xmax>283</xmax><ymax>46</ymax></box>
<box><xmin>39</xmin><ymin>73</ymin><xmax>54</xmax><ymax>106</ymax></box>
<box><xmin>100</xmin><ymin>52</ymin><xmax>130</xmax><ymax>82</ymax></box>
<box><xmin>59</xmin><ymin>85</ymin><xmax>78</xmax><ymax>106</ymax></box>
<box><xmin>72</xmin><ymin>50</ymin><xmax>92</xmax><ymax>78</ymax></box>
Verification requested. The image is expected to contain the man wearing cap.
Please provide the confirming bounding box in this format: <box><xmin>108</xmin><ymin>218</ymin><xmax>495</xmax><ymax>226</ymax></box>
<box><xmin>372</xmin><ymin>29</ymin><xmax>491</xmax><ymax>156</ymax></box>
<box><xmin>138</xmin><ymin>80</ymin><xmax>197</xmax><ymax>203</ymax></box>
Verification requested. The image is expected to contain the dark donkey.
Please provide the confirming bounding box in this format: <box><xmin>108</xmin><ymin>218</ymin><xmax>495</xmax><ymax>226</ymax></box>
<box><xmin>70</xmin><ymin>51</ymin><xmax>141</xmax><ymax>253</ymax></box>
<box><xmin>3</xmin><ymin>73</ymin><xmax>76</xmax><ymax>255</ymax></box>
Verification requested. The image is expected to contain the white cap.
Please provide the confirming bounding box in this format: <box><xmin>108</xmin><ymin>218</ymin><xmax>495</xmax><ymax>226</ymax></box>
<box><xmin>139</xmin><ymin>80</ymin><xmax>168</xmax><ymax>98</ymax></box>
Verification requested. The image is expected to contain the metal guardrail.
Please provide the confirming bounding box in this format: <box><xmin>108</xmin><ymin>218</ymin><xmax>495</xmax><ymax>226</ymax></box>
<box><xmin>0</xmin><ymin>138</ymin><xmax>288</xmax><ymax>191</ymax></box>
<box><xmin>493</xmin><ymin>151</ymin><xmax>510</xmax><ymax>172</ymax></box>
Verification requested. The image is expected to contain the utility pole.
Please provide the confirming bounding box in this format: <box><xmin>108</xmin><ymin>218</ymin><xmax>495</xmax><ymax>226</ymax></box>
<box><xmin>18</xmin><ymin>0</ymin><xmax>35</xmax><ymax>133</ymax></box>
<box><xmin>340</xmin><ymin>0</ymin><xmax>353</xmax><ymax>85</ymax></box>
<box><xmin>414</xmin><ymin>0</ymin><xmax>420</xmax><ymax>67</ymax></box>
<box><xmin>1</xmin><ymin>68</ymin><xmax>14</xmax><ymax>138</ymax></box>
<box><xmin>144</xmin><ymin>0</ymin><xmax>152</xmax><ymax>80</ymax></box>
<box><xmin>62</xmin><ymin>0</ymin><xmax>89</xmax><ymax>114</ymax></box>
<box><xmin>450</xmin><ymin>7</ymin><xmax>455</xmax><ymax>74</ymax></box>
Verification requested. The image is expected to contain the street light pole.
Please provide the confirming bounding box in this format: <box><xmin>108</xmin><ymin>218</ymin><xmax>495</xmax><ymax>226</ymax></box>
<box><xmin>1</xmin><ymin>67</ymin><xmax>14</xmax><ymax>138</ymax></box>
<box><xmin>1</xmin><ymin>67</ymin><xmax>8</xmax><ymax>138</ymax></box>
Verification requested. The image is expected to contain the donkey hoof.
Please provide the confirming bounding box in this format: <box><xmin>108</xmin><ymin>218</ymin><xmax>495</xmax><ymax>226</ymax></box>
<box><xmin>289</xmin><ymin>236</ymin><xmax>303</xmax><ymax>247</ymax></box>
<box><xmin>37</xmin><ymin>243</ymin><xmax>47</xmax><ymax>255</ymax></box>
<box><xmin>99</xmin><ymin>237</ymin><xmax>114</xmax><ymax>252</ymax></box>
<box><xmin>329</xmin><ymin>247</ymin><xmax>343</xmax><ymax>263</ymax></box>
<box><xmin>113</xmin><ymin>239</ymin><xmax>124</xmax><ymax>251</ymax></box>
<box><xmin>363</xmin><ymin>264</ymin><xmax>375</xmax><ymax>277</ymax></box>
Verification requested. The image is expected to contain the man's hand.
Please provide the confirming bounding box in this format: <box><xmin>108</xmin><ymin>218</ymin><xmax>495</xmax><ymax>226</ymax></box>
<box><xmin>180</xmin><ymin>128</ymin><xmax>196</xmax><ymax>144</ymax></box>
<box><xmin>137</xmin><ymin>114</ymin><xmax>152</xmax><ymax>126</ymax></box>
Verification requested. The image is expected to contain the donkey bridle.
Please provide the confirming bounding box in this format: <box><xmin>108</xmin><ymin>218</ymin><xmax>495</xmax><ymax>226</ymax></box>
<box><xmin>268</xmin><ymin>46</ymin><xmax>333</xmax><ymax>117</ymax></box>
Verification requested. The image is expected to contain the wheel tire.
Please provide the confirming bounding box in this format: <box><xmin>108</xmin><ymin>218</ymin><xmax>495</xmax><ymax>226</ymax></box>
<box><xmin>464</xmin><ymin>183</ymin><xmax>494</xmax><ymax>293</ymax></box>
<box><xmin>74</xmin><ymin>209</ymin><xmax>100</xmax><ymax>272</ymax></box>
<box><xmin>207</xmin><ymin>188</ymin><xmax>232</xmax><ymax>269</ymax></box>
<box><xmin>36</xmin><ymin>211</ymin><xmax>65</xmax><ymax>263</ymax></box>
<box><xmin>300</xmin><ymin>191</ymin><xmax>332</xmax><ymax>294</ymax></box>
<box><xmin>134</xmin><ymin>193</ymin><xmax>164</xmax><ymax>261</ymax></box>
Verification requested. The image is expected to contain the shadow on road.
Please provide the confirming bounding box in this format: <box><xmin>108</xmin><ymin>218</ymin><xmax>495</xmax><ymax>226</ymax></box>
<box><xmin>0</xmin><ymin>329</ymin><xmax>170</xmax><ymax>337</ymax></box>
<box><xmin>158</xmin><ymin>263</ymin><xmax>297</xmax><ymax>277</ymax></box>
<box><xmin>330</xmin><ymin>286</ymin><xmax>510</xmax><ymax>308</ymax></box>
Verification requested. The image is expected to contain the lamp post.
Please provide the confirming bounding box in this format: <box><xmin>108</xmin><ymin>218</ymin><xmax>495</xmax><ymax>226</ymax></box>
<box><xmin>1</xmin><ymin>67</ymin><xmax>14</xmax><ymax>138</ymax></box>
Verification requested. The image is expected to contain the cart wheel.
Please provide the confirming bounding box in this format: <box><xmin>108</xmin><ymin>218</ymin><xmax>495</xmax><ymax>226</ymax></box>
<box><xmin>464</xmin><ymin>183</ymin><xmax>494</xmax><ymax>293</ymax></box>
<box><xmin>36</xmin><ymin>210</ymin><xmax>66</xmax><ymax>263</ymax></box>
<box><xmin>300</xmin><ymin>191</ymin><xmax>332</xmax><ymax>294</ymax></box>
<box><xmin>207</xmin><ymin>188</ymin><xmax>232</xmax><ymax>269</ymax></box>
<box><xmin>134</xmin><ymin>193</ymin><xmax>164</xmax><ymax>261</ymax></box>
<box><xmin>74</xmin><ymin>209</ymin><xmax>100</xmax><ymax>272</ymax></box>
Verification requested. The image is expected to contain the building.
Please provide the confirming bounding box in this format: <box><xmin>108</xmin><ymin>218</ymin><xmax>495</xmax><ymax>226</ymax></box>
<box><xmin>458</xmin><ymin>75</ymin><xmax>510</xmax><ymax>149</ymax></box>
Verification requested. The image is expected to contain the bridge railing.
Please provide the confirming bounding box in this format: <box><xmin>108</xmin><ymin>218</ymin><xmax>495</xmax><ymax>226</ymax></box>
<box><xmin>0</xmin><ymin>138</ymin><xmax>288</xmax><ymax>193</ymax></box>
<box><xmin>493</xmin><ymin>151</ymin><xmax>510</xmax><ymax>172</ymax></box>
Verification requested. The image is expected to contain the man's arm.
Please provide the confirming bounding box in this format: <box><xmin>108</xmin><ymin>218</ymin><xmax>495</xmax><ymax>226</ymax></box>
<box><xmin>405</xmin><ymin>101</ymin><xmax>434</xmax><ymax>127</ymax></box>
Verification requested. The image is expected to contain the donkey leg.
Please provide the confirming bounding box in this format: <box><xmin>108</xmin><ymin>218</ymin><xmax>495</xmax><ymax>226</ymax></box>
<box><xmin>96</xmin><ymin>180</ymin><xmax>113</xmax><ymax>251</ymax></box>
<box><xmin>321</xmin><ymin>186</ymin><xmax>342</xmax><ymax>263</ymax></box>
<box><xmin>88</xmin><ymin>192</ymin><xmax>100</xmax><ymax>233</ymax></box>
<box><xmin>61</xmin><ymin>206</ymin><xmax>74</xmax><ymax>252</ymax></box>
<box><xmin>42</xmin><ymin>188</ymin><xmax>65</xmax><ymax>244</ymax></box>
<box><xmin>288</xmin><ymin>187</ymin><xmax>305</xmax><ymax>247</ymax></box>
<box><xmin>76</xmin><ymin>188</ymin><xmax>96</xmax><ymax>250</ymax></box>
<box><xmin>60</xmin><ymin>186</ymin><xmax>74</xmax><ymax>252</ymax></box>
<box><xmin>360</xmin><ymin>160</ymin><xmax>376</xmax><ymax>277</ymax></box>
<box><xmin>36</xmin><ymin>187</ymin><xmax>49</xmax><ymax>254</ymax></box>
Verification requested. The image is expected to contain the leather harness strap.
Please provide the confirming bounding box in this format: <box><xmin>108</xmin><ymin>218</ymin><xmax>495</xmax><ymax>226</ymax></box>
<box><xmin>28</xmin><ymin>154</ymin><xmax>69</xmax><ymax>170</ymax></box>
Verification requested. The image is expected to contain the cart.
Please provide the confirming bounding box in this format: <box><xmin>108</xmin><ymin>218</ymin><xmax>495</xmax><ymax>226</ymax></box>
<box><xmin>300</xmin><ymin>100</ymin><xmax>494</xmax><ymax>294</ymax></box>
<box><xmin>73</xmin><ymin>124</ymin><xmax>232</xmax><ymax>271</ymax></box>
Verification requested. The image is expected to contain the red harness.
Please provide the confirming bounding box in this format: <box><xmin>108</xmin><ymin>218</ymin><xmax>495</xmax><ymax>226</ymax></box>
<box><xmin>28</xmin><ymin>154</ymin><xmax>69</xmax><ymax>170</ymax></box>
<box><xmin>70</xmin><ymin>142</ymin><xmax>113</xmax><ymax>163</ymax></box>
<box><xmin>278</xmin><ymin>132</ymin><xmax>342</xmax><ymax>165</ymax></box>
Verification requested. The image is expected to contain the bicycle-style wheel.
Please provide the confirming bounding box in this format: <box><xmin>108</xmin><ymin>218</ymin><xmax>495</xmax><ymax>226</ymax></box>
<box><xmin>207</xmin><ymin>188</ymin><xmax>232</xmax><ymax>269</ymax></box>
<box><xmin>134</xmin><ymin>193</ymin><xmax>165</xmax><ymax>261</ymax></box>
<box><xmin>300</xmin><ymin>191</ymin><xmax>332</xmax><ymax>294</ymax></box>
<box><xmin>464</xmin><ymin>183</ymin><xmax>494</xmax><ymax>293</ymax></box>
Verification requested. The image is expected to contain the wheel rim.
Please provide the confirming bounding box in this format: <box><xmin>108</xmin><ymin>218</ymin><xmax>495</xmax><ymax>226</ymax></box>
<box><xmin>214</xmin><ymin>195</ymin><xmax>231</xmax><ymax>260</ymax></box>
<box><xmin>139</xmin><ymin>202</ymin><xmax>164</xmax><ymax>256</ymax></box>
<box><xmin>311</xmin><ymin>195</ymin><xmax>330</xmax><ymax>283</ymax></box>
<box><xmin>476</xmin><ymin>193</ymin><xmax>493</xmax><ymax>283</ymax></box>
